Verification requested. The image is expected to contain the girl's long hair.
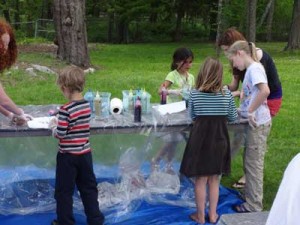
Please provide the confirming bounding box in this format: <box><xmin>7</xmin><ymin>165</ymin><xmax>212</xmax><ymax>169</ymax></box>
<box><xmin>171</xmin><ymin>47</ymin><xmax>194</xmax><ymax>70</ymax></box>
<box><xmin>226</xmin><ymin>40</ymin><xmax>259</xmax><ymax>62</ymax></box>
<box><xmin>195</xmin><ymin>57</ymin><xmax>223</xmax><ymax>93</ymax></box>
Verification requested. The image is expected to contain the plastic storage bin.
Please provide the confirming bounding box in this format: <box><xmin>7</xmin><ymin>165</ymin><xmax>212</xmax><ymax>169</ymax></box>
<box><xmin>122</xmin><ymin>90</ymin><xmax>151</xmax><ymax>114</ymax></box>
<box><xmin>99</xmin><ymin>92</ymin><xmax>111</xmax><ymax>117</ymax></box>
<box><xmin>84</xmin><ymin>91</ymin><xmax>111</xmax><ymax>117</ymax></box>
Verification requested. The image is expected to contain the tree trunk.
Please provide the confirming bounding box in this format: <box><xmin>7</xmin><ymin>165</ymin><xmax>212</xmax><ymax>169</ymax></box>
<box><xmin>285</xmin><ymin>0</ymin><xmax>300</xmax><ymax>50</ymax></box>
<box><xmin>209</xmin><ymin>1</ymin><xmax>219</xmax><ymax>41</ymax></box>
<box><xmin>258</xmin><ymin>0</ymin><xmax>274</xmax><ymax>29</ymax></box>
<box><xmin>266</xmin><ymin>0</ymin><xmax>275</xmax><ymax>41</ymax></box>
<box><xmin>14</xmin><ymin>0</ymin><xmax>20</xmax><ymax>30</ymax></box>
<box><xmin>216</xmin><ymin>0</ymin><xmax>224</xmax><ymax>46</ymax></box>
<box><xmin>246</xmin><ymin>0</ymin><xmax>257</xmax><ymax>42</ymax></box>
<box><xmin>173</xmin><ymin>10</ymin><xmax>184</xmax><ymax>42</ymax></box>
<box><xmin>117</xmin><ymin>20</ymin><xmax>129</xmax><ymax>44</ymax></box>
<box><xmin>107</xmin><ymin>12</ymin><xmax>115</xmax><ymax>43</ymax></box>
<box><xmin>1</xmin><ymin>0</ymin><xmax>11</xmax><ymax>22</ymax></box>
<box><xmin>41</xmin><ymin>0</ymin><xmax>53</xmax><ymax>20</ymax></box>
<box><xmin>53</xmin><ymin>0</ymin><xmax>90</xmax><ymax>68</ymax></box>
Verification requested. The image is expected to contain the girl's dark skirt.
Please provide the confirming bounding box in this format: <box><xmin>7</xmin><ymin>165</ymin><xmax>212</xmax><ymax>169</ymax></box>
<box><xmin>180</xmin><ymin>116</ymin><xmax>231</xmax><ymax>177</ymax></box>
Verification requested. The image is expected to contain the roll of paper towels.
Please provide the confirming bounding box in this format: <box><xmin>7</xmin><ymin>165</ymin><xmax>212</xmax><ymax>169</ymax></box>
<box><xmin>110</xmin><ymin>98</ymin><xmax>123</xmax><ymax>114</ymax></box>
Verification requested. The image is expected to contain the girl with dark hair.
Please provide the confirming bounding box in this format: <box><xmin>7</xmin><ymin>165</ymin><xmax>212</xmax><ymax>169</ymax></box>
<box><xmin>159</xmin><ymin>47</ymin><xmax>195</xmax><ymax>103</ymax></box>
<box><xmin>151</xmin><ymin>47</ymin><xmax>195</xmax><ymax>173</ymax></box>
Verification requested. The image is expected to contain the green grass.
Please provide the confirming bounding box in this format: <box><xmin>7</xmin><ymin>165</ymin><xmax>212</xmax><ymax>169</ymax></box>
<box><xmin>1</xmin><ymin>42</ymin><xmax>300</xmax><ymax>211</ymax></box>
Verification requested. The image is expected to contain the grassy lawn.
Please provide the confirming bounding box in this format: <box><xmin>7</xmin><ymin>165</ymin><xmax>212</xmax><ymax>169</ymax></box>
<box><xmin>1</xmin><ymin>41</ymin><xmax>300</xmax><ymax>211</ymax></box>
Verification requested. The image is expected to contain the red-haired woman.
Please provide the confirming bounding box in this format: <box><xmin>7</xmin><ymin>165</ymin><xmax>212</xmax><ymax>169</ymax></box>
<box><xmin>0</xmin><ymin>19</ymin><xmax>29</xmax><ymax>125</ymax></box>
<box><xmin>217</xmin><ymin>27</ymin><xmax>282</xmax><ymax>189</ymax></box>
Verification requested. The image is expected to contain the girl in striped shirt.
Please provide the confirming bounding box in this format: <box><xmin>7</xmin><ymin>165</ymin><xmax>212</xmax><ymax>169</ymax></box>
<box><xmin>180</xmin><ymin>57</ymin><xmax>238</xmax><ymax>224</ymax></box>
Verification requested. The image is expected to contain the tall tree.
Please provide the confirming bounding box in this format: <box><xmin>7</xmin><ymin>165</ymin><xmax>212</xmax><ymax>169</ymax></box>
<box><xmin>173</xmin><ymin>0</ymin><xmax>185</xmax><ymax>41</ymax></box>
<box><xmin>257</xmin><ymin>0</ymin><xmax>275</xmax><ymax>41</ymax></box>
<box><xmin>246</xmin><ymin>0</ymin><xmax>257</xmax><ymax>42</ymax></box>
<box><xmin>285</xmin><ymin>0</ymin><xmax>300</xmax><ymax>50</ymax></box>
<box><xmin>266</xmin><ymin>0</ymin><xmax>275</xmax><ymax>41</ymax></box>
<box><xmin>1</xmin><ymin>0</ymin><xmax>11</xmax><ymax>22</ymax></box>
<box><xmin>53</xmin><ymin>0</ymin><xmax>90</xmax><ymax>68</ymax></box>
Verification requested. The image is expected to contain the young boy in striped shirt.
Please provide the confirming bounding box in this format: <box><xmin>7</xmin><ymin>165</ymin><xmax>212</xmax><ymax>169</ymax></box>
<box><xmin>50</xmin><ymin>65</ymin><xmax>104</xmax><ymax>225</ymax></box>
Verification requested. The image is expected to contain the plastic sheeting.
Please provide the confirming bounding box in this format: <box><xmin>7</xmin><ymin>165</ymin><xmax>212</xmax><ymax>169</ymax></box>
<box><xmin>0</xmin><ymin>104</ymin><xmax>246</xmax><ymax>224</ymax></box>
<box><xmin>0</xmin><ymin>165</ymin><xmax>243</xmax><ymax>225</ymax></box>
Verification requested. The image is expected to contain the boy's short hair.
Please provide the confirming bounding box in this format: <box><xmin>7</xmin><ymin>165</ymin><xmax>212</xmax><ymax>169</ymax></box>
<box><xmin>57</xmin><ymin>65</ymin><xmax>85</xmax><ymax>93</ymax></box>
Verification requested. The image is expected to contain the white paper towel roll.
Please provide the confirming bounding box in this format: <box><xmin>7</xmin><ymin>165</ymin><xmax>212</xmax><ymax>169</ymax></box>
<box><xmin>110</xmin><ymin>98</ymin><xmax>123</xmax><ymax>114</ymax></box>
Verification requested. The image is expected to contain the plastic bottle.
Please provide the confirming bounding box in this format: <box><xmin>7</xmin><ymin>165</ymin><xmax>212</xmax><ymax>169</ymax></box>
<box><xmin>141</xmin><ymin>88</ymin><xmax>147</xmax><ymax>114</ymax></box>
<box><xmin>128</xmin><ymin>89</ymin><xmax>134</xmax><ymax>112</ymax></box>
<box><xmin>101</xmin><ymin>93</ymin><xmax>110</xmax><ymax>118</ymax></box>
<box><xmin>84</xmin><ymin>89</ymin><xmax>94</xmax><ymax>114</ymax></box>
<box><xmin>160</xmin><ymin>84</ymin><xmax>167</xmax><ymax>105</ymax></box>
<box><xmin>94</xmin><ymin>91</ymin><xmax>101</xmax><ymax>117</ymax></box>
<box><xmin>134</xmin><ymin>96</ymin><xmax>142</xmax><ymax>122</ymax></box>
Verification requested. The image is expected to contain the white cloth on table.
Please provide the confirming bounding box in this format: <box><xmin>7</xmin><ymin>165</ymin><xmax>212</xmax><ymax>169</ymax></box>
<box><xmin>265</xmin><ymin>153</ymin><xmax>300</xmax><ymax>225</ymax></box>
<box><xmin>152</xmin><ymin>101</ymin><xmax>186</xmax><ymax>116</ymax></box>
<box><xmin>27</xmin><ymin>116</ymin><xmax>56</xmax><ymax>129</ymax></box>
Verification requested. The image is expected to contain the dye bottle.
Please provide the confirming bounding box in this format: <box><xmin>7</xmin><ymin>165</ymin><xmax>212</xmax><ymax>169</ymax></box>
<box><xmin>141</xmin><ymin>88</ymin><xmax>147</xmax><ymax>114</ymax></box>
<box><xmin>134</xmin><ymin>96</ymin><xmax>142</xmax><ymax>122</ymax></box>
<box><xmin>84</xmin><ymin>89</ymin><xmax>94</xmax><ymax>115</ymax></box>
<box><xmin>94</xmin><ymin>91</ymin><xmax>102</xmax><ymax>118</ymax></box>
<box><xmin>160</xmin><ymin>84</ymin><xmax>167</xmax><ymax>104</ymax></box>
<box><xmin>128</xmin><ymin>89</ymin><xmax>134</xmax><ymax>112</ymax></box>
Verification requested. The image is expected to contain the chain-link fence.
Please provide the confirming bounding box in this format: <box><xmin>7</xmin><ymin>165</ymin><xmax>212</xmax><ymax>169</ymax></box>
<box><xmin>12</xmin><ymin>19</ymin><xmax>55</xmax><ymax>41</ymax></box>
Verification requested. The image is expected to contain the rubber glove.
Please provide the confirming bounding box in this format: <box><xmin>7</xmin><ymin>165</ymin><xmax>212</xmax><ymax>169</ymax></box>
<box><xmin>248</xmin><ymin>111</ymin><xmax>257</xmax><ymax>128</ymax></box>
<box><xmin>222</xmin><ymin>85</ymin><xmax>229</xmax><ymax>90</ymax></box>
<box><xmin>9</xmin><ymin>108</ymin><xmax>31</xmax><ymax>126</ymax></box>
<box><xmin>48</xmin><ymin>117</ymin><xmax>58</xmax><ymax>130</ymax></box>
<box><xmin>167</xmin><ymin>89</ymin><xmax>181</xmax><ymax>95</ymax></box>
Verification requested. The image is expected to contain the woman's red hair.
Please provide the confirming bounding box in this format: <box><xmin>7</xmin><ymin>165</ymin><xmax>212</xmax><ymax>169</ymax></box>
<box><xmin>0</xmin><ymin>19</ymin><xmax>18</xmax><ymax>73</ymax></box>
<box><xmin>217</xmin><ymin>27</ymin><xmax>246</xmax><ymax>47</ymax></box>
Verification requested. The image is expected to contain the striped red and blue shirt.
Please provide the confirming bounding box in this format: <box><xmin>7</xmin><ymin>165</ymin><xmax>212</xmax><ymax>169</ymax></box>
<box><xmin>53</xmin><ymin>99</ymin><xmax>91</xmax><ymax>154</ymax></box>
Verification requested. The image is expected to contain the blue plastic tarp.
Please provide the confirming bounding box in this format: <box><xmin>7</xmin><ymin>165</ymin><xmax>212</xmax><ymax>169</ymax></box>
<box><xmin>0</xmin><ymin>169</ymin><xmax>243</xmax><ymax>225</ymax></box>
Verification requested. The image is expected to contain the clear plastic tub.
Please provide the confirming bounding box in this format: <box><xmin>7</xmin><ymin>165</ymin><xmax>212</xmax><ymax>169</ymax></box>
<box><xmin>84</xmin><ymin>91</ymin><xmax>111</xmax><ymax>117</ymax></box>
<box><xmin>122</xmin><ymin>90</ymin><xmax>151</xmax><ymax>114</ymax></box>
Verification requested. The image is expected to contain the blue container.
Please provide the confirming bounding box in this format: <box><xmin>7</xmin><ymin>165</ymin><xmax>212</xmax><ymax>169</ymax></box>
<box><xmin>84</xmin><ymin>89</ymin><xmax>94</xmax><ymax>114</ymax></box>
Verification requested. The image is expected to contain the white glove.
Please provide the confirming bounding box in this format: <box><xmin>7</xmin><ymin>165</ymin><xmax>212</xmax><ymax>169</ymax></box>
<box><xmin>168</xmin><ymin>89</ymin><xmax>181</xmax><ymax>95</ymax></box>
<box><xmin>48</xmin><ymin>117</ymin><xmax>58</xmax><ymax>130</ymax></box>
<box><xmin>22</xmin><ymin>114</ymin><xmax>33</xmax><ymax>121</ymax></box>
<box><xmin>222</xmin><ymin>85</ymin><xmax>229</xmax><ymax>90</ymax></box>
<box><xmin>7</xmin><ymin>108</ymin><xmax>32</xmax><ymax>126</ymax></box>
<box><xmin>7</xmin><ymin>112</ymin><xmax>14</xmax><ymax>120</ymax></box>
<box><xmin>248</xmin><ymin>111</ymin><xmax>257</xmax><ymax>128</ymax></box>
<box><xmin>236</xmin><ymin>108</ymin><xmax>242</xmax><ymax>117</ymax></box>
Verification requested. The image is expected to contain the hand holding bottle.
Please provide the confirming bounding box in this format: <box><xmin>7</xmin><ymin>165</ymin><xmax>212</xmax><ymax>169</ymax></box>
<box><xmin>160</xmin><ymin>84</ymin><xmax>168</xmax><ymax>105</ymax></box>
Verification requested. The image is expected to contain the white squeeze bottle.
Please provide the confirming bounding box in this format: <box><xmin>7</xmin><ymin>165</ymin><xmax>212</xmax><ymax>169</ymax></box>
<box><xmin>94</xmin><ymin>91</ymin><xmax>101</xmax><ymax>117</ymax></box>
<box><xmin>128</xmin><ymin>89</ymin><xmax>134</xmax><ymax>112</ymax></box>
<box><xmin>141</xmin><ymin>88</ymin><xmax>147</xmax><ymax>114</ymax></box>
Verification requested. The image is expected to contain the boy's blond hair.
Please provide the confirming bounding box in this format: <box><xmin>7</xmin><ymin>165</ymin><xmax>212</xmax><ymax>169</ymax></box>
<box><xmin>57</xmin><ymin>65</ymin><xmax>85</xmax><ymax>93</ymax></box>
